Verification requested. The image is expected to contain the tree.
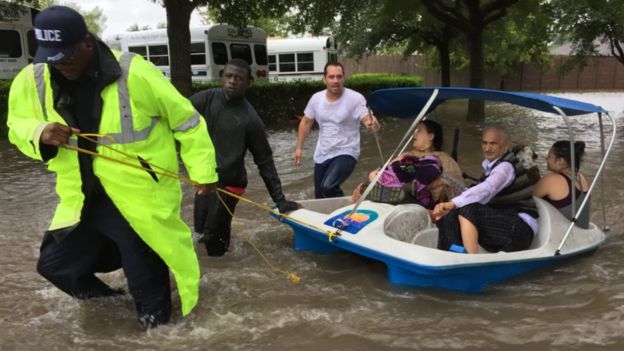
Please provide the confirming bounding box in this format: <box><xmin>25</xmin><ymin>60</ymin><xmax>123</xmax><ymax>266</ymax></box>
<box><xmin>153</xmin><ymin>0</ymin><xmax>293</xmax><ymax>96</ymax></box>
<box><xmin>483</xmin><ymin>0</ymin><xmax>553</xmax><ymax>86</ymax></box>
<box><xmin>1</xmin><ymin>0</ymin><xmax>106</xmax><ymax>36</ymax></box>
<box><xmin>38</xmin><ymin>0</ymin><xmax>107</xmax><ymax>35</ymax></box>
<box><xmin>288</xmin><ymin>0</ymin><xmax>553</xmax><ymax>93</ymax></box>
<box><xmin>324</xmin><ymin>0</ymin><xmax>461</xmax><ymax>87</ymax></box>
<box><xmin>157</xmin><ymin>0</ymin><xmax>205</xmax><ymax>97</ymax></box>
<box><xmin>126</xmin><ymin>23</ymin><xmax>152</xmax><ymax>31</ymax></box>
<box><xmin>127</xmin><ymin>23</ymin><xmax>141</xmax><ymax>32</ymax></box>
<box><xmin>420</xmin><ymin>0</ymin><xmax>521</xmax><ymax>120</ymax></box>
<box><xmin>552</xmin><ymin>0</ymin><xmax>624</xmax><ymax>67</ymax></box>
<box><xmin>0</xmin><ymin>0</ymin><xmax>39</xmax><ymax>18</ymax></box>
<box><xmin>198</xmin><ymin>5</ymin><xmax>294</xmax><ymax>37</ymax></box>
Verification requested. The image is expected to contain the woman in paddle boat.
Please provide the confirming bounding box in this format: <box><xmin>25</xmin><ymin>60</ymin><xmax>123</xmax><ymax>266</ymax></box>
<box><xmin>352</xmin><ymin>120</ymin><xmax>464</xmax><ymax>207</ymax></box>
<box><xmin>533</xmin><ymin>140</ymin><xmax>590</xmax><ymax>228</ymax></box>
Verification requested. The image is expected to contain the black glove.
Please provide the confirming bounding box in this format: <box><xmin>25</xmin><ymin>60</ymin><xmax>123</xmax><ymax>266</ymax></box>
<box><xmin>277</xmin><ymin>199</ymin><xmax>300</xmax><ymax>213</ymax></box>
<box><xmin>194</xmin><ymin>193</ymin><xmax>211</xmax><ymax>233</ymax></box>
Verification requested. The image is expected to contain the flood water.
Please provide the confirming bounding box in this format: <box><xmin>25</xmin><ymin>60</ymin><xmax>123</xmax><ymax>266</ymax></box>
<box><xmin>1</xmin><ymin>92</ymin><xmax>624</xmax><ymax>350</ymax></box>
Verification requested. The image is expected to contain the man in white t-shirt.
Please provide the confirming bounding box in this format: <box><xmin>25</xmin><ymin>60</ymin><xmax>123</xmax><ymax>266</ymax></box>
<box><xmin>294</xmin><ymin>62</ymin><xmax>380</xmax><ymax>198</ymax></box>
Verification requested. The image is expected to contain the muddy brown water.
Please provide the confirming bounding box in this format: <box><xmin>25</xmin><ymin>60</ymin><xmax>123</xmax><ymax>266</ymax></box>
<box><xmin>1</xmin><ymin>92</ymin><xmax>623</xmax><ymax>350</ymax></box>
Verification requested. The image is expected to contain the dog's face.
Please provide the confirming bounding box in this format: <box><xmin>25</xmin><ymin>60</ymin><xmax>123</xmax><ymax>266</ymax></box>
<box><xmin>513</xmin><ymin>145</ymin><xmax>538</xmax><ymax>170</ymax></box>
<box><xmin>512</xmin><ymin>144</ymin><xmax>540</xmax><ymax>184</ymax></box>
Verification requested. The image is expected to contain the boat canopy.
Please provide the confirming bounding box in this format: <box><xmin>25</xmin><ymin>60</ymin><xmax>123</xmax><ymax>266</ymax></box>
<box><xmin>368</xmin><ymin>87</ymin><xmax>607</xmax><ymax>118</ymax></box>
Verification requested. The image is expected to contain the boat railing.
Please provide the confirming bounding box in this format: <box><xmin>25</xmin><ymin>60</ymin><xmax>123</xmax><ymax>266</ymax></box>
<box><xmin>554</xmin><ymin>109</ymin><xmax>616</xmax><ymax>255</ymax></box>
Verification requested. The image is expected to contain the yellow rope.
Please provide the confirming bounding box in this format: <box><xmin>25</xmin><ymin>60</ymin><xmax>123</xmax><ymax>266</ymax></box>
<box><xmin>216</xmin><ymin>187</ymin><xmax>341</xmax><ymax>242</ymax></box>
<box><xmin>62</xmin><ymin>133</ymin><xmax>341</xmax><ymax>284</ymax></box>
<box><xmin>215</xmin><ymin>190</ymin><xmax>300</xmax><ymax>284</ymax></box>
<box><xmin>71</xmin><ymin>133</ymin><xmax>341</xmax><ymax>241</ymax></box>
<box><xmin>72</xmin><ymin>133</ymin><xmax>198</xmax><ymax>185</ymax></box>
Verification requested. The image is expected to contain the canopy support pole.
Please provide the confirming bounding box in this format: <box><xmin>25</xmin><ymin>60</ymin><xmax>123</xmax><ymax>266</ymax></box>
<box><xmin>555</xmin><ymin>110</ymin><xmax>616</xmax><ymax>255</ymax></box>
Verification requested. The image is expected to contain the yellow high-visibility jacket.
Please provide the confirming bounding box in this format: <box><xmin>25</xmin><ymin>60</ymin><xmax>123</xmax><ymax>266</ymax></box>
<box><xmin>7</xmin><ymin>50</ymin><xmax>217</xmax><ymax>316</ymax></box>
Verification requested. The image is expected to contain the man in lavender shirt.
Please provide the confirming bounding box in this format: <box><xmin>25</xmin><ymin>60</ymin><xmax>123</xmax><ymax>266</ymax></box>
<box><xmin>433</xmin><ymin>126</ymin><xmax>538</xmax><ymax>253</ymax></box>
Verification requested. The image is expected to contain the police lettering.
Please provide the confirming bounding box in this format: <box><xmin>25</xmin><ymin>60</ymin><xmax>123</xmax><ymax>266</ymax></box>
<box><xmin>35</xmin><ymin>28</ymin><xmax>62</xmax><ymax>42</ymax></box>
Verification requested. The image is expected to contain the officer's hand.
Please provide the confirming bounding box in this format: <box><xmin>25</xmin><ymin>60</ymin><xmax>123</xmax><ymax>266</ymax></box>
<box><xmin>196</xmin><ymin>182</ymin><xmax>217</xmax><ymax>195</ymax></box>
<box><xmin>277</xmin><ymin>199</ymin><xmax>301</xmax><ymax>213</ymax></box>
<box><xmin>40</xmin><ymin>123</ymin><xmax>80</xmax><ymax>146</ymax></box>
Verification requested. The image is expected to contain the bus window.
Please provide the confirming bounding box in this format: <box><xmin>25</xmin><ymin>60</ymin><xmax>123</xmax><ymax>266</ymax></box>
<box><xmin>148</xmin><ymin>45</ymin><xmax>168</xmax><ymax>66</ymax></box>
<box><xmin>268</xmin><ymin>54</ymin><xmax>277</xmax><ymax>72</ymax></box>
<box><xmin>278</xmin><ymin>53</ymin><xmax>295</xmax><ymax>72</ymax></box>
<box><xmin>0</xmin><ymin>30</ymin><xmax>23</xmax><ymax>58</ymax></box>
<box><xmin>129</xmin><ymin>45</ymin><xmax>147</xmax><ymax>58</ymax></box>
<box><xmin>26</xmin><ymin>30</ymin><xmax>37</xmax><ymax>58</ymax></box>
<box><xmin>190</xmin><ymin>42</ymin><xmax>206</xmax><ymax>65</ymax></box>
<box><xmin>254</xmin><ymin>44</ymin><xmax>267</xmax><ymax>65</ymax></box>
<box><xmin>212</xmin><ymin>42</ymin><xmax>227</xmax><ymax>65</ymax></box>
<box><xmin>230</xmin><ymin>43</ymin><xmax>252</xmax><ymax>64</ymax></box>
<box><xmin>297</xmin><ymin>52</ymin><xmax>314</xmax><ymax>72</ymax></box>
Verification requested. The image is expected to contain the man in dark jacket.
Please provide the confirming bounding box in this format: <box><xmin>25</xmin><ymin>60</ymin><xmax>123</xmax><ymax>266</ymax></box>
<box><xmin>190</xmin><ymin>59</ymin><xmax>299</xmax><ymax>257</ymax></box>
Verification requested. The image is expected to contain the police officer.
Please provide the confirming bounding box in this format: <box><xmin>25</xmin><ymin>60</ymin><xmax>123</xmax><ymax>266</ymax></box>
<box><xmin>6</xmin><ymin>6</ymin><xmax>217</xmax><ymax>328</ymax></box>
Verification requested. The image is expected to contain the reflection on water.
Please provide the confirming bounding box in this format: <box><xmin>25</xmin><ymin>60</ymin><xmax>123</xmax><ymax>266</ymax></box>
<box><xmin>1</xmin><ymin>92</ymin><xmax>624</xmax><ymax>350</ymax></box>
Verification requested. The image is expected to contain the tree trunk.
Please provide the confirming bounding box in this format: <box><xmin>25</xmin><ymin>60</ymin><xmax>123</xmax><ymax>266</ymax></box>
<box><xmin>438</xmin><ymin>41</ymin><xmax>451</xmax><ymax>87</ymax></box>
<box><xmin>165</xmin><ymin>1</ymin><xmax>194</xmax><ymax>97</ymax></box>
<box><xmin>467</xmin><ymin>27</ymin><xmax>485</xmax><ymax>121</ymax></box>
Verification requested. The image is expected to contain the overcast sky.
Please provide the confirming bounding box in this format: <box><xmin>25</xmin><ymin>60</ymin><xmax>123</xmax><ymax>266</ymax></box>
<box><xmin>77</xmin><ymin>0</ymin><xmax>205</xmax><ymax>39</ymax></box>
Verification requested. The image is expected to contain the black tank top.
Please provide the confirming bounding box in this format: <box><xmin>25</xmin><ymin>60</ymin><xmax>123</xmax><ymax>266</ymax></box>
<box><xmin>543</xmin><ymin>174</ymin><xmax>583</xmax><ymax>208</ymax></box>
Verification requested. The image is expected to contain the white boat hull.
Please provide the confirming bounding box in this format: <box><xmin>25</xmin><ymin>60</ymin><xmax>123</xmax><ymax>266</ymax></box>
<box><xmin>274</xmin><ymin>197</ymin><xmax>605</xmax><ymax>292</ymax></box>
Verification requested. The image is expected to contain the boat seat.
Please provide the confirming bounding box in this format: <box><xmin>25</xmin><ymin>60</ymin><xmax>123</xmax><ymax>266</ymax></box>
<box><xmin>383</xmin><ymin>204</ymin><xmax>433</xmax><ymax>244</ymax></box>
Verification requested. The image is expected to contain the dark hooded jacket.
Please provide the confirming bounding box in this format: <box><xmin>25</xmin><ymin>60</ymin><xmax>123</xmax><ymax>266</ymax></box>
<box><xmin>190</xmin><ymin>88</ymin><xmax>285</xmax><ymax>203</ymax></box>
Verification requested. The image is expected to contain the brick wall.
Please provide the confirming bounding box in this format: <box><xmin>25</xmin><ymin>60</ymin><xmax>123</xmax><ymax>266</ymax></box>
<box><xmin>342</xmin><ymin>55</ymin><xmax>624</xmax><ymax>91</ymax></box>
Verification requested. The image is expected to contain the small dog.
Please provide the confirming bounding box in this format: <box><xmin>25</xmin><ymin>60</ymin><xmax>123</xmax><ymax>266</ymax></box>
<box><xmin>512</xmin><ymin>144</ymin><xmax>541</xmax><ymax>184</ymax></box>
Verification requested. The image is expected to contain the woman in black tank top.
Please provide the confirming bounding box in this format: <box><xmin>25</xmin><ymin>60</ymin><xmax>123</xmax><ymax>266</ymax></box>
<box><xmin>533</xmin><ymin>140</ymin><xmax>591</xmax><ymax>228</ymax></box>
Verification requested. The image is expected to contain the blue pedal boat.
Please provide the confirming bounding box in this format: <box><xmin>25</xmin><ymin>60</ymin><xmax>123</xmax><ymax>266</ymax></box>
<box><xmin>275</xmin><ymin>87</ymin><xmax>616</xmax><ymax>292</ymax></box>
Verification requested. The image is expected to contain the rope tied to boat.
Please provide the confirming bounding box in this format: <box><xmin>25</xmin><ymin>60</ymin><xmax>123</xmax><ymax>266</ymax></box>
<box><xmin>214</xmin><ymin>190</ymin><xmax>301</xmax><ymax>284</ymax></box>
<box><xmin>61</xmin><ymin>132</ymin><xmax>343</xmax><ymax>284</ymax></box>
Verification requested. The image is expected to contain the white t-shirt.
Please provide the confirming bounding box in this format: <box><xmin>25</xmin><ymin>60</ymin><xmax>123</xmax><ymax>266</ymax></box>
<box><xmin>303</xmin><ymin>88</ymin><xmax>369</xmax><ymax>163</ymax></box>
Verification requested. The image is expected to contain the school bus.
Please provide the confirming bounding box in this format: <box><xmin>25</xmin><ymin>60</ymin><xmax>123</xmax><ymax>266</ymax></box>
<box><xmin>267</xmin><ymin>36</ymin><xmax>338</xmax><ymax>81</ymax></box>
<box><xmin>106</xmin><ymin>24</ymin><xmax>269</xmax><ymax>81</ymax></box>
<box><xmin>0</xmin><ymin>3</ymin><xmax>39</xmax><ymax>79</ymax></box>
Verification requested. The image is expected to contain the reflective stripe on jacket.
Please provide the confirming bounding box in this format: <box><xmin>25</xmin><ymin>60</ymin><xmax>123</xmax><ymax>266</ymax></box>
<box><xmin>7</xmin><ymin>50</ymin><xmax>218</xmax><ymax>316</ymax></box>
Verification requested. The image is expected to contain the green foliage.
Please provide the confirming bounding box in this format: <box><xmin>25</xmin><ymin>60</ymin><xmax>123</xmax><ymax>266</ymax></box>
<box><xmin>287</xmin><ymin>0</ymin><xmax>554</xmax><ymax>88</ymax></box>
<box><xmin>37</xmin><ymin>0</ymin><xmax>107</xmax><ymax>36</ymax></box>
<box><xmin>0</xmin><ymin>75</ymin><xmax>422</xmax><ymax>138</ymax></box>
<box><xmin>191</xmin><ymin>75</ymin><xmax>422</xmax><ymax>123</ymax></box>
<box><xmin>126</xmin><ymin>23</ymin><xmax>152</xmax><ymax>32</ymax></box>
<box><xmin>0</xmin><ymin>0</ymin><xmax>36</xmax><ymax>18</ymax></box>
<box><xmin>202</xmin><ymin>0</ymin><xmax>294</xmax><ymax>33</ymax></box>
<box><xmin>552</xmin><ymin>0</ymin><xmax>624</xmax><ymax>69</ymax></box>
<box><xmin>345</xmin><ymin>73</ymin><xmax>423</xmax><ymax>96</ymax></box>
<box><xmin>198</xmin><ymin>4</ymin><xmax>294</xmax><ymax>37</ymax></box>
<box><xmin>0</xmin><ymin>1</ymin><xmax>106</xmax><ymax>35</ymax></box>
<box><xmin>484</xmin><ymin>0</ymin><xmax>554</xmax><ymax>75</ymax></box>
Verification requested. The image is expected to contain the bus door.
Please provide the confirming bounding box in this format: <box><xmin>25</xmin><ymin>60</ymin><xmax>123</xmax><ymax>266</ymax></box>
<box><xmin>229</xmin><ymin>40</ymin><xmax>268</xmax><ymax>80</ymax></box>
<box><xmin>207</xmin><ymin>40</ymin><xmax>268</xmax><ymax>81</ymax></box>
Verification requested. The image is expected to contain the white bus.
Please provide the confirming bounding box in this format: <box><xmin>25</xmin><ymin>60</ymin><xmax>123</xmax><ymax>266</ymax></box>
<box><xmin>0</xmin><ymin>4</ymin><xmax>39</xmax><ymax>79</ymax></box>
<box><xmin>267</xmin><ymin>36</ymin><xmax>338</xmax><ymax>82</ymax></box>
<box><xmin>106</xmin><ymin>25</ymin><xmax>269</xmax><ymax>81</ymax></box>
